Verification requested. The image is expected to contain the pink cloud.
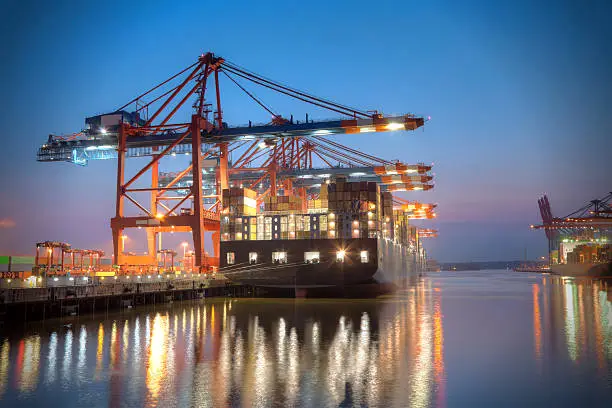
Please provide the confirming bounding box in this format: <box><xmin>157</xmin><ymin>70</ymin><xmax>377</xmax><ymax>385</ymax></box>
<box><xmin>0</xmin><ymin>218</ymin><xmax>16</xmax><ymax>228</ymax></box>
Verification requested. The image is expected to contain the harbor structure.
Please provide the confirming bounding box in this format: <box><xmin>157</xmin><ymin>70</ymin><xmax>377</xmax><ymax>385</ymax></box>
<box><xmin>34</xmin><ymin>52</ymin><xmax>436</xmax><ymax>289</ymax></box>
<box><xmin>532</xmin><ymin>192</ymin><xmax>611</xmax><ymax>276</ymax></box>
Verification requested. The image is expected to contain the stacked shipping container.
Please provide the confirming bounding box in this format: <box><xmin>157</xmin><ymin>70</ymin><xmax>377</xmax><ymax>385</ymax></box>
<box><xmin>220</xmin><ymin>179</ymin><xmax>416</xmax><ymax>243</ymax></box>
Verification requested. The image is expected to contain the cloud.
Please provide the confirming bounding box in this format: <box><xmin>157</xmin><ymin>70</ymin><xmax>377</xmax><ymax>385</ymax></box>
<box><xmin>0</xmin><ymin>218</ymin><xmax>16</xmax><ymax>228</ymax></box>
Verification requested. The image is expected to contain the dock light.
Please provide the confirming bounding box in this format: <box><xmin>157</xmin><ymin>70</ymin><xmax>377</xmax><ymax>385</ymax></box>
<box><xmin>83</xmin><ymin>277</ymin><xmax>88</xmax><ymax>281</ymax></box>
<box><xmin>386</xmin><ymin>123</ymin><xmax>404</xmax><ymax>131</ymax></box>
<box><xmin>158</xmin><ymin>275</ymin><xmax>161</xmax><ymax>279</ymax></box>
<box><xmin>137</xmin><ymin>276</ymin><xmax>141</xmax><ymax>279</ymax></box>
<box><xmin>7</xmin><ymin>279</ymin><xmax>11</xmax><ymax>283</ymax></box>
<box><xmin>100</xmin><ymin>277</ymin><xmax>105</xmax><ymax>281</ymax></box>
<box><xmin>155</xmin><ymin>213</ymin><xmax>164</xmax><ymax>220</ymax></box>
<box><xmin>147</xmin><ymin>275</ymin><xmax>151</xmax><ymax>279</ymax></box>
<box><xmin>53</xmin><ymin>277</ymin><xmax>59</xmax><ymax>282</ymax></box>
<box><xmin>69</xmin><ymin>277</ymin><xmax>74</xmax><ymax>281</ymax></box>
<box><xmin>100</xmin><ymin>127</ymin><xmax>107</xmax><ymax>134</ymax></box>
<box><xmin>336</xmin><ymin>250</ymin><xmax>346</xmax><ymax>262</ymax></box>
<box><xmin>114</xmin><ymin>276</ymin><xmax>118</xmax><ymax>280</ymax></box>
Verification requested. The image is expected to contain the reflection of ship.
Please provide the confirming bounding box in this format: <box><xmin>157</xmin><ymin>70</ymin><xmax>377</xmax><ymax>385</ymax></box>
<box><xmin>532</xmin><ymin>192</ymin><xmax>611</xmax><ymax>277</ymax></box>
<box><xmin>219</xmin><ymin>178</ymin><xmax>430</xmax><ymax>292</ymax></box>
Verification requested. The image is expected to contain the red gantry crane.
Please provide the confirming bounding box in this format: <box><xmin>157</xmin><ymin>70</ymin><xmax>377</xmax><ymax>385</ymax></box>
<box><xmin>38</xmin><ymin>52</ymin><xmax>433</xmax><ymax>273</ymax></box>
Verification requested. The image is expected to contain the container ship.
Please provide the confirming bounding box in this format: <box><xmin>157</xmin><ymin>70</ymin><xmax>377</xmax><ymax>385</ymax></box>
<box><xmin>218</xmin><ymin>176</ymin><xmax>429</xmax><ymax>291</ymax></box>
<box><xmin>33</xmin><ymin>52</ymin><xmax>437</xmax><ymax>293</ymax></box>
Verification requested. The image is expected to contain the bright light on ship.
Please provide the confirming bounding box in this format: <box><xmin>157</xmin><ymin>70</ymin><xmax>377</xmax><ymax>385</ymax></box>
<box><xmin>258</xmin><ymin>142</ymin><xmax>267</xmax><ymax>149</ymax></box>
<box><xmin>359</xmin><ymin>127</ymin><xmax>375</xmax><ymax>133</ymax></box>
<box><xmin>100</xmin><ymin>128</ymin><xmax>107</xmax><ymax>134</ymax></box>
<box><xmin>336</xmin><ymin>250</ymin><xmax>345</xmax><ymax>262</ymax></box>
<box><xmin>313</xmin><ymin>129</ymin><xmax>331</xmax><ymax>135</ymax></box>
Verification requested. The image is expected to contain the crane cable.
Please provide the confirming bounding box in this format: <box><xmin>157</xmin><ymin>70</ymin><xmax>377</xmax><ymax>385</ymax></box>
<box><xmin>221</xmin><ymin>70</ymin><xmax>282</xmax><ymax>121</ymax></box>
<box><xmin>222</xmin><ymin>60</ymin><xmax>370</xmax><ymax>118</ymax></box>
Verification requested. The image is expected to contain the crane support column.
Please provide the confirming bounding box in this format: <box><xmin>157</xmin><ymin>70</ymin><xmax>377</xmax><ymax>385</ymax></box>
<box><xmin>112</xmin><ymin>124</ymin><xmax>127</xmax><ymax>265</ymax></box>
<box><xmin>147</xmin><ymin>154</ymin><xmax>159</xmax><ymax>258</ymax></box>
<box><xmin>219</xmin><ymin>143</ymin><xmax>229</xmax><ymax>191</ymax></box>
<box><xmin>191</xmin><ymin>115</ymin><xmax>206</xmax><ymax>271</ymax></box>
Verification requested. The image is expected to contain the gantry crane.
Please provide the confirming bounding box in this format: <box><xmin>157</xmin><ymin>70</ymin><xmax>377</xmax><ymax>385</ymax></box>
<box><xmin>37</xmin><ymin>52</ymin><xmax>431</xmax><ymax>272</ymax></box>
<box><xmin>532</xmin><ymin>191</ymin><xmax>611</xmax><ymax>263</ymax></box>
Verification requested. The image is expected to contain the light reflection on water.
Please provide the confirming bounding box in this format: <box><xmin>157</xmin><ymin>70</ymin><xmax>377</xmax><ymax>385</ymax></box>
<box><xmin>0</xmin><ymin>271</ymin><xmax>610</xmax><ymax>407</ymax></box>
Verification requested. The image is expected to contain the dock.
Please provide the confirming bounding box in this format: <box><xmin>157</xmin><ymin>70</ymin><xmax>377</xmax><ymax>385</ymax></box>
<box><xmin>0</xmin><ymin>279</ymin><xmax>256</xmax><ymax>326</ymax></box>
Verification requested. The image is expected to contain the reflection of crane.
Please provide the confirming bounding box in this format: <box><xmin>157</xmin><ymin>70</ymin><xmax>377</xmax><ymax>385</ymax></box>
<box><xmin>37</xmin><ymin>52</ymin><xmax>429</xmax><ymax>272</ymax></box>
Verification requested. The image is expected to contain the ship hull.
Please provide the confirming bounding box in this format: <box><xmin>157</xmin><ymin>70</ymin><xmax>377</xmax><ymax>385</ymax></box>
<box><xmin>550</xmin><ymin>262</ymin><xmax>612</xmax><ymax>277</ymax></box>
<box><xmin>220</xmin><ymin>237</ymin><xmax>422</xmax><ymax>289</ymax></box>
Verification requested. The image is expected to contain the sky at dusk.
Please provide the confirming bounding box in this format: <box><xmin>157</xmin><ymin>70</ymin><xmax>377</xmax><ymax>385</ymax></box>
<box><xmin>0</xmin><ymin>0</ymin><xmax>610</xmax><ymax>262</ymax></box>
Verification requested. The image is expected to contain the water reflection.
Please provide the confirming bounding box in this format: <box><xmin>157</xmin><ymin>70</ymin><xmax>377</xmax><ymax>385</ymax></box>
<box><xmin>533</xmin><ymin>284</ymin><xmax>542</xmax><ymax>359</ymax></box>
<box><xmin>0</xmin><ymin>339</ymin><xmax>9</xmax><ymax>398</ymax></box>
<box><xmin>0</xmin><ymin>272</ymin><xmax>610</xmax><ymax>407</ymax></box>
<box><xmin>146</xmin><ymin>313</ymin><xmax>169</xmax><ymax>406</ymax></box>
<box><xmin>16</xmin><ymin>335</ymin><xmax>41</xmax><ymax>393</ymax></box>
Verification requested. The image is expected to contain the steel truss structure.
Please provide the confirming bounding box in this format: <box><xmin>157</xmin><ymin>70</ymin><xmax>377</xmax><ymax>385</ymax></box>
<box><xmin>38</xmin><ymin>52</ymin><xmax>433</xmax><ymax>272</ymax></box>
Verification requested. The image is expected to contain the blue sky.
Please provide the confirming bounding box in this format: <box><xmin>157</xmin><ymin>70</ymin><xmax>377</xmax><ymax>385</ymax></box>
<box><xmin>0</xmin><ymin>0</ymin><xmax>610</xmax><ymax>262</ymax></box>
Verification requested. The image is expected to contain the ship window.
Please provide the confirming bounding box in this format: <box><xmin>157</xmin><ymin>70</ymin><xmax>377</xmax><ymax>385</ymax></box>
<box><xmin>249</xmin><ymin>252</ymin><xmax>258</xmax><ymax>264</ymax></box>
<box><xmin>227</xmin><ymin>252</ymin><xmax>235</xmax><ymax>265</ymax></box>
<box><xmin>304</xmin><ymin>251</ymin><xmax>320</xmax><ymax>264</ymax></box>
<box><xmin>272</xmin><ymin>251</ymin><xmax>287</xmax><ymax>264</ymax></box>
<box><xmin>360</xmin><ymin>250</ymin><xmax>369</xmax><ymax>263</ymax></box>
<box><xmin>336</xmin><ymin>250</ymin><xmax>345</xmax><ymax>262</ymax></box>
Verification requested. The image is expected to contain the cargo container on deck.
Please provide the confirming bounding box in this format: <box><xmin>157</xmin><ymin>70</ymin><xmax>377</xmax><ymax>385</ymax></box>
<box><xmin>219</xmin><ymin>177</ymin><xmax>427</xmax><ymax>289</ymax></box>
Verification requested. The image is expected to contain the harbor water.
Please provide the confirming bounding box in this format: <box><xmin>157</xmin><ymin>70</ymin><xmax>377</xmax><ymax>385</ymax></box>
<box><xmin>0</xmin><ymin>270</ymin><xmax>610</xmax><ymax>407</ymax></box>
